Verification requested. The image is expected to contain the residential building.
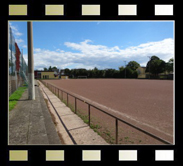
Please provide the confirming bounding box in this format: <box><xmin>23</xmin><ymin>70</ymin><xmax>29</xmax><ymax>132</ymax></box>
<box><xmin>34</xmin><ymin>71</ymin><xmax>59</xmax><ymax>79</ymax></box>
<box><xmin>136</xmin><ymin>67</ymin><xmax>149</xmax><ymax>78</ymax></box>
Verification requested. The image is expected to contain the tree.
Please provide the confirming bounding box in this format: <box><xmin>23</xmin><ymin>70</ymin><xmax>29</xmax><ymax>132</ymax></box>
<box><xmin>146</xmin><ymin>55</ymin><xmax>159</xmax><ymax>73</ymax></box>
<box><xmin>165</xmin><ymin>58</ymin><xmax>174</xmax><ymax>73</ymax></box>
<box><xmin>119</xmin><ymin>66</ymin><xmax>125</xmax><ymax>78</ymax></box>
<box><xmin>46</xmin><ymin>66</ymin><xmax>58</xmax><ymax>71</ymax></box>
<box><xmin>52</xmin><ymin>66</ymin><xmax>57</xmax><ymax>70</ymax></box>
<box><xmin>78</xmin><ymin>68</ymin><xmax>88</xmax><ymax>76</ymax></box>
<box><xmin>105</xmin><ymin>69</ymin><xmax>117</xmax><ymax>78</ymax></box>
<box><xmin>146</xmin><ymin>55</ymin><xmax>166</xmax><ymax>78</ymax></box>
<box><xmin>48</xmin><ymin>66</ymin><xmax>52</xmax><ymax>71</ymax></box>
<box><xmin>119</xmin><ymin>66</ymin><xmax>125</xmax><ymax>72</ymax></box>
<box><xmin>70</xmin><ymin>69</ymin><xmax>76</xmax><ymax>78</ymax></box>
<box><xmin>132</xmin><ymin>70</ymin><xmax>138</xmax><ymax>78</ymax></box>
<box><xmin>126</xmin><ymin>61</ymin><xmax>140</xmax><ymax>71</ymax></box>
<box><xmin>125</xmin><ymin>67</ymin><xmax>134</xmax><ymax>78</ymax></box>
<box><xmin>92</xmin><ymin>67</ymin><xmax>99</xmax><ymax>78</ymax></box>
<box><xmin>87</xmin><ymin>69</ymin><xmax>93</xmax><ymax>78</ymax></box>
<box><xmin>64</xmin><ymin>68</ymin><xmax>70</xmax><ymax>75</ymax></box>
<box><xmin>113</xmin><ymin>70</ymin><xmax>120</xmax><ymax>78</ymax></box>
<box><xmin>43</xmin><ymin>67</ymin><xmax>48</xmax><ymax>71</ymax></box>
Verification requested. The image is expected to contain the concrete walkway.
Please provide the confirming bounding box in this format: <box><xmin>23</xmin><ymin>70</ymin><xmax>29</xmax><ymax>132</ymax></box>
<box><xmin>38</xmin><ymin>80</ymin><xmax>108</xmax><ymax>145</ymax></box>
<box><xmin>9</xmin><ymin>80</ymin><xmax>108</xmax><ymax>145</ymax></box>
<box><xmin>9</xmin><ymin>80</ymin><xmax>61</xmax><ymax>145</ymax></box>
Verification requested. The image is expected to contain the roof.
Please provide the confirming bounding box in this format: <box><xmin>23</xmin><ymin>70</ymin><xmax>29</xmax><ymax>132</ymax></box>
<box><xmin>34</xmin><ymin>70</ymin><xmax>55</xmax><ymax>72</ymax></box>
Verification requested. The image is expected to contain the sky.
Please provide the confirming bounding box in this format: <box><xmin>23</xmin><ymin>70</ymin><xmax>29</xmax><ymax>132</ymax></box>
<box><xmin>9</xmin><ymin>21</ymin><xmax>174</xmax><ymax>70</ymax></box>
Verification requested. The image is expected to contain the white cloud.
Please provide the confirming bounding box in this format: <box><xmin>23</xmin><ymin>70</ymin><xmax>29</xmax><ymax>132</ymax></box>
<box><xmin>15</xmin><ymin>38</ymin><xmax>24</xmax><ymax>44</ymax></box>
<box><xmin>33</xmin><ymin>38</ymin><xmax>174</xmax><ymax>70</ymax></box>
<box><xmin>34</xmin><ymin>48</ymin><xmax>41</xmax><ymax>52</ymax></box>
<box><xmin>56</xmin><ymin>49</ymin><xmax>65</xmax><ymax>52</ymax></box>
<box><xmin>10</xmin><ymin>25</ymin><xmax>23</xmax><ymax>37</ymax></box>
<box><xmin>22</xmin><ymin>45</ymin><xmax>27</xmax><ymax>48</ymax></box>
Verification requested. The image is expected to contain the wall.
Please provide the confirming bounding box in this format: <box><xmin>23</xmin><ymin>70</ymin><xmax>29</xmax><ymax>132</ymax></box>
<box><xmin>41</xmin><ymin>72</ymin><xmax>59</xmax><ymax>79</ymax></box>
<box><xmin>61</xmin><ymin>76</ymin><xmax>68</xmax><ymax>79</ymax></box>
<box><xmin>136</xmin><ymin>67</ymin><xmax>147</xmax><ymax>78</ymax></box>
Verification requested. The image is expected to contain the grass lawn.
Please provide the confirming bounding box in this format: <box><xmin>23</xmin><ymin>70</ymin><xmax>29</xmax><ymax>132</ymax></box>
<box><xmin>9</xmin><ymin>86</ymin><xmax>27</xmax><ymax>111</ymax></box>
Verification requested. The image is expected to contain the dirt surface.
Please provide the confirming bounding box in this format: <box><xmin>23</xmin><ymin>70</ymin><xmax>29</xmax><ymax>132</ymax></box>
<box><xmin>43</xmin><ymin>79</ymin><xmax>174</xmax><ymax>144</ymax></box>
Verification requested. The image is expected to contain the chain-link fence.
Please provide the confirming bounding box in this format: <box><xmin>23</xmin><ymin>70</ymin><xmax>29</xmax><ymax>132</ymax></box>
<box><xmin>9</xmin><ymin>26</ymin><xmax>16</xmax><ymax>76</ymax></box>
<box><xmin>9</xmin><ymin>24</ymin><xmax>28</xmax><ymax>96</ymax></box>
<box><xmin>19</xmin><ymin>51</ymin><xmax>28</xmax><ymax>84</ymax></box>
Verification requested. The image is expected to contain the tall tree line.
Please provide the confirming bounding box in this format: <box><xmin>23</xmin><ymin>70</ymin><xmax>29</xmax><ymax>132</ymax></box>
<box><xmin>43</xmin><ymin>56</ymin><xmax>174</xmax><ymax>79</ymax></box>
<box><xmin>62</xmin><ymin>61</ymin><xmax>140</xmax><ymax>78</ymax></box>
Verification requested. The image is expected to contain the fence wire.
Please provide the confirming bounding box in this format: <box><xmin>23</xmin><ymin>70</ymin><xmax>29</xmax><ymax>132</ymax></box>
<box><xmin>9</xmin><ymin>23</ymin><xmax>28</xmax><ymax>95</ymax></box>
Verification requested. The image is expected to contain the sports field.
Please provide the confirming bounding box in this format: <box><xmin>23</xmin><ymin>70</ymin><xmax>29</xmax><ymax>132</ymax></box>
<box><xmin>43</xmin><ymin>79</ymin><xmax>173</xmax><ymax>144</ymax></box>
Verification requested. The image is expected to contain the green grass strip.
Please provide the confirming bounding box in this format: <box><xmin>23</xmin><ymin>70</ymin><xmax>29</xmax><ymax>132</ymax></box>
<box><xmin>9</xmin><ymin>86</ymin><xmax>27</xmax><ymax>111</ymax></box>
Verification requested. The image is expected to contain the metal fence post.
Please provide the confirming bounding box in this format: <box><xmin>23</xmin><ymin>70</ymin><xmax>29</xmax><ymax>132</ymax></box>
<box><xmin>88</xmin><ymin>104</ymin><xmax>90</xmax><ymax>126</ymax></box>
<box><xmin>67</xmin><ymin>93</ymin><xmax>68</xmax><ymax>106</ymax></box>
<box><xmin>75</xmin><ymin>97</ymin><xmax>77</xmax><ymax>113</ymax></box>
<box><xmin>116</xmin><ymin>118</ymin><xmax>118</xmax><ymax>144</ymax></box>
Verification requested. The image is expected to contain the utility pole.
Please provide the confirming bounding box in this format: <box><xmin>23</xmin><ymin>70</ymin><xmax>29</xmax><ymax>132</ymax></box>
<box><xmin>124</xmin><ymin>61</ymin><xmax>127</xmax><ymax>78</ymax></box>
<box><xmin>27</xmin><ymin>21</ymin><xmax>35</xmax><ymax>100</ymax></box>
<box><xmin>147</xmin><ymin>56</ymin><xmax>151</xmax><ymax>79</ymax></box>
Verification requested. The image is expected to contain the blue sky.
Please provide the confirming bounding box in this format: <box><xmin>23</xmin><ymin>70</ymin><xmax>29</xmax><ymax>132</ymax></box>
<box><xmin>9</xmin><ymin>21</ymin><xmax>174</xmax><ymax>70</ymax></box>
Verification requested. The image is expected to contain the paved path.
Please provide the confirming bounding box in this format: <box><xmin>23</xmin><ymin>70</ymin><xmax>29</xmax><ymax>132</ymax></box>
<box><xmin>9</xmin><ymin>80</ymin><xmax>61</xmax><ymax>145</ymax></box>
<box><xmin>9</xmin><ymin>80</ymin><xmax>108</xmax><ymax>145</ymax></box>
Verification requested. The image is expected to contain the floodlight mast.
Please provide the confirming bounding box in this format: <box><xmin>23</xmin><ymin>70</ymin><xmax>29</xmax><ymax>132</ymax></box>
<box><xmin>27</xmin><ymin>21</ymin><xmax>35</xmax><ymax>100</ymax></box>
